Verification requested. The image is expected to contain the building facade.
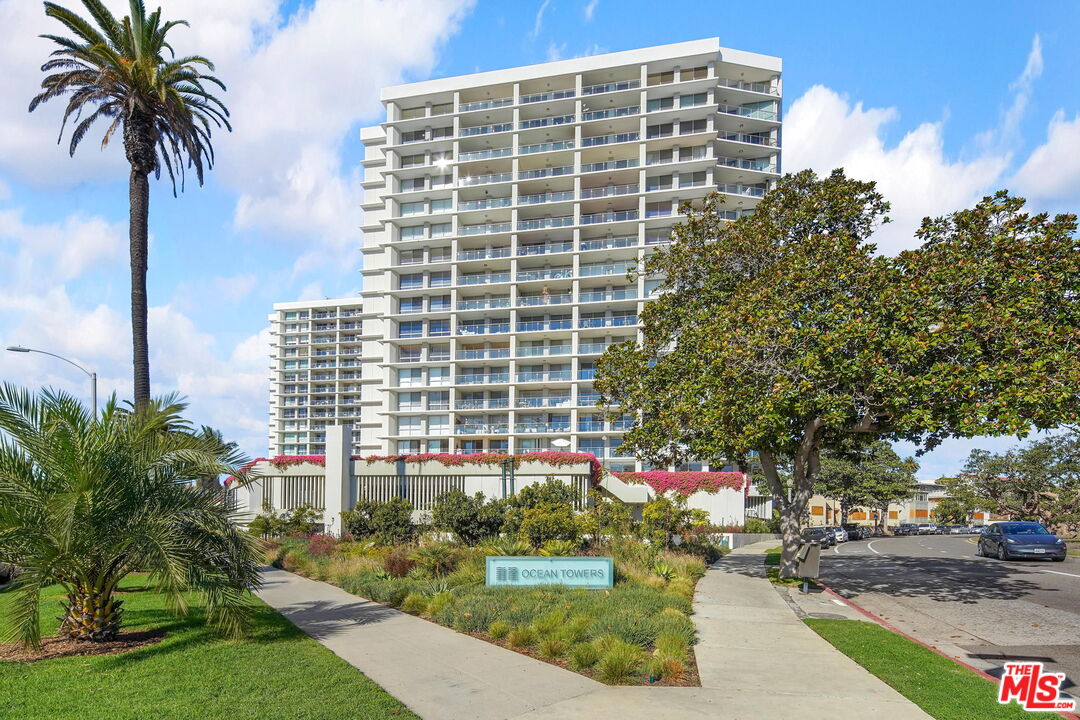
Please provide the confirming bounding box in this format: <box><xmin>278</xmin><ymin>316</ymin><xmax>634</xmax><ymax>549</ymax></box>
<box><xmin>345</xmin><ymin>38</ymin><xmax>781</xmax><ymax>470</ymax></box>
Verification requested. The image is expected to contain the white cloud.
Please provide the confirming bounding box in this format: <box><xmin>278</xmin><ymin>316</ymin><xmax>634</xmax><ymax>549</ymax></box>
<box><xmin>0</xmin><ymin>207</ymin><xmax>125</xmax><ymax>284</ymax></box>
<box><xmin>530</xmin><ymin>0</ymin><xmax>552</xmax><ymax>39</ymax></box>
<box><xmin>1010</xmin><ymin>110</ymin><xmax>1080</xmax><ymax>209</ymax></box>
<box><xmin>583</xmin><ymin>0</ymin><xmax>599</xmax><ymax>21</ymax></box>
<box><xmin>1001</xmin><ymin>35</ymin><xmax>1043</xmax><ymax>145</ymax></box>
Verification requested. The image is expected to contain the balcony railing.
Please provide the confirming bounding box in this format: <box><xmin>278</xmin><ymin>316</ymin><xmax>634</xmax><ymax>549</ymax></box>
<box><xmin>459</xmin><ymin>272</ymin><xmax>511</xmax><ymax>285</ymax></box>
<box><xmin>515</xmin><ymin>422</ymin><xmax>571</xmax><ymax>433</ymax></box>
<box><xmin>580</xmin><ymin>235</ymin><xmax>638</xmax><ymax>251</ymax></box>
<box><xmin>582</xmin><ymin>131</ymin><xmax>639</xmax><ymax>147</ymax></box>
<box><xmin>582</xmin><ymin>79</ymin><xmax>640</xmax><ymax>95</ymax></box>
<box><xmin>458</xmin><ymin>147</ymin><xmax>512</xmax><ymax>162</ymax></box>
<box><xmin>460</xmin><ymin>222</ymin><xmax>512</xmax><ymax>236</ymax></box>
<box><xmin>519</xmin><ymin>140</ymin><xmax>574</xmax><ymax>155</ymax></box>
<box><xmin>717</xmin><ymin>103</ymin><xmax>779</xmax><ymax>121</ymax></box>
<box><xmin>517</xmin><ymin>395</ymin><xmax>571</xmax><ymax>408</ymax></box>
<box><xmin>579</xmin><ymin>315</ymin><xmax>637</xmax><ymax>328</ymax></box>
<box><xmin>516</xmin><ymin>345</ymin><xmax>571</xmax><ymax>357</ymax></box>
<box><xmin>458</xmin><ymin>198</ymin><xmax>512</xmax><ymax>213</ymax></box>
<box><xmin>457</xmin><ymin>322</ymin><xmax>510</xmax><ymax>335</ymax></box>
<box><xmin>518</xmin><ymin>293</ymin><xmax>572</xmax><ymax>306</ymax></box>
<box><xmin>580</xmin><ymin>289</ymin><xmax>637</xmax><ymax>302</ymax></box>
<box><xmin>459</xmin><ymin>122</ymin><xmax>513</xmax><ymax>137</ymax></box>
<box><xmin>457</xmin><ymin>247</ymin><xmax>510</xmax><ymax>261</ymax></box>
<box><xmin>581</xmin><ymin>105</ymin><xmax>639</xmax><ymax>122</ymax></box>
<box><xmin>517</xmin><ymin>320</ymin><xmax>573</xmax><ymax>332</ymax></box>
<box><xmin>456</xmin><ymin>348</ymin><xmax>510</xmax><ymax>360</ymax></box>
<box><xmin>518</xmin><ymin>190</ymin><xmax>575</xmax><ymax>205</ymax></box>
<box><xmin>581</xmin><ymin>210</ymin><xmax>638</xmax><ymax>225</ymax></box>
<box><xmin>717</xmin><ymin>156</ymin><xmax>777</xmax><ymax>173</ymax></box>
<box><xmin>578</xmin><ymin>342</ymin><xmax>616</xmax><ymax>354</ymax></box>
<box><xmin>516</xmin><ymin>371</ymin><xmax>572</xmax><ymax>382</ymax></box>
<box><xmin>580</xmin><ymin>183</ymin><xmax>639</xmax><ymax>199</ymax></box>
<box><xmin>516</xmin><ymin>268</ymin><xmax>572</xmax><ymax>282</ymax></box>
<box><xmin>520</xmin><ymin>114</ymin><xmax>574</xmax><ymax>129</ymax></box>
<box><xmin>457</xmin><ymin>298</ymin><xmax>510</xmax><ymax>310</ymax></box>
<box><xmin>717</xmin><ymin>77</ymin><xmax>777</xmax><ymax>95</ymax></box>
<box><xmin>518</xmin><ymin>216</ymin><xmax>574</xmax><ymax>231</ymax></box>
<box><xmin>581</xmin><ymin>158</ymin><xmax>638</xmax><ymax>173</ymax></box>
<box><xmin>518</xmin><ymin>241</ymin><xmax>574</xmax><ymax>256</ymax></box>
<box><xmin>716</xmin><ymin>183</ymin><xmax>767</xmax><ymax>198</ymax></box>
<box><xmin>455</xmin><ymin>424</ymin><xmax>509</xmax><ymax>435</ymax></box>
<box><xmin>519</xmin><ymin>165</ymin><xmax>573</xmax><ymax>180</ymax></box>
<box><xmin>521</xmin><ymin>88</ymin><xmax>575</xmax><ymax>104</ymax></box>
<box><xmin>459</xmin><ymin>172</ymin><xmax>512</xmax><ymax>186</ymax></box>
<box><xmin>455</xmin><ymin>398</ymin><xmax>510</xmax><ymax>409</ymax></box>
<box><xmin>459</xmin><ymin>97</ymin><xmax>513</xmax><ymax>112</ymax></box>
<box><xmin>718</xmin><ymin>131</ymin><xmax>777</xmax><ymax>147</ymax></box>
<box><xmin>580</xmin><ymin>261</ymin><xmax>634</xmax><ymax>277</ymax></box>
<box><xmin>456</xmin><ymin>373</ymin><xmax>510</xmax><ymax>384</ymax></box>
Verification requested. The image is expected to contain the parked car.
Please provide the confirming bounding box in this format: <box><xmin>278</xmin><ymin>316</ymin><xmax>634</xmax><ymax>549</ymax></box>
<box><xmin>947</xmin><ymin>525</ymin><xmax>969</xmax><ymax>535</ymax></box>
<box><xmin>977</xmin><ymin>521</ymin><xmax>1067</xmax><ymax>562</ymax></box>
<box><xmin>894</xmin><ymin>523</ymin><xmax>919</xmax><ymax>536</ymax></box>
<box><xmin>826</xmin><ymin>526</ymin><xmax>848</xmax><ymax>543</ymax></box>
<box><xmin>842</xmin><ymin>523</ymin><xmax>870</xmax><ymax>541</ymax></box>
<box><xmin>916</xmin><ymin>523</ymin><xmax>941</xmax><ymax>535</ymax></box>
<box><xmin>800</xmin><ymin>526</ymin><xmax>835</xmax><ymax>548</ymax></box>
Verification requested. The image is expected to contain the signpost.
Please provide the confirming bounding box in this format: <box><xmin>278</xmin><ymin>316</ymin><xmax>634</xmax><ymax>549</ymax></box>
<box><xmin>485</xmin><ymin>556</ymin><xmax>614</xmax><ymax>589</ymax></box>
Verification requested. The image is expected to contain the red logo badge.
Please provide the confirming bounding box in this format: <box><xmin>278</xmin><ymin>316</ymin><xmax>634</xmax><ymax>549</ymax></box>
<box><xmin>997</xmin><ymin>661</ymin><xmax>1076</xmax><ymax>712</ymax></box>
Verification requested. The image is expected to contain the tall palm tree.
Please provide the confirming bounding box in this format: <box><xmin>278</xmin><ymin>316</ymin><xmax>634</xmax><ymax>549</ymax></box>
<box><xmin>29</xmin><ymin>0</ymin><xmax>230</xmax><ymax>409</ymax></box>
<box><xmin>0</xmin><ymin>384</ymin><xmax>261</xmax><ymax>648</ymax></box>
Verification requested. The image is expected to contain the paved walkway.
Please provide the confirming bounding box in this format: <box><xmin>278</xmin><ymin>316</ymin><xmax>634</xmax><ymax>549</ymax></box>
<box><xmin>257</xmin><ymin>553</ymin><xmax>932</xmax><ymax>720</ymax></box>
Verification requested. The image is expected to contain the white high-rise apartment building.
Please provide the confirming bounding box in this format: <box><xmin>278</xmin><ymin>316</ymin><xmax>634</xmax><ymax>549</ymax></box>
<box><xmin>272</xmin><ymin>38</ymin><xmax>781</xmax><ymax>470</ymax></box>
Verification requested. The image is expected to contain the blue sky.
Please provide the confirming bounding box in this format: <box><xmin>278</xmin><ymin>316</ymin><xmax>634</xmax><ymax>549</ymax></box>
<box><xmin>0</xmin><ymin>0</ymin><xmax>1078</xmax><ymax>479</ymax></box>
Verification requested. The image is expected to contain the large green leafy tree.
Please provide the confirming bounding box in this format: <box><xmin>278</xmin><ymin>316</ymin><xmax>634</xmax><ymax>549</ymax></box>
<box><xmin>30</xmin><ymin>0</ymin><xmax>230</xmax><ymax>408</ymax></box>
<box><xmin>0</xmin><ymin>385</ymin><xmax>261</xmax><ymax>648</ymax></box>
<box><xmin>816</xmin><ymin>440</ymin><xmax>916</xmax><ymax>527</ymax></box>
<box><xmin>596</xmin><ymin>169</ymin><xmax>1078</xmax><ymax>576</ymax></box>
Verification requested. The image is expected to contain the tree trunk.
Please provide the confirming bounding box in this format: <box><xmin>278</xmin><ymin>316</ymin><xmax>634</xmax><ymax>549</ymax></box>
<box><xmin>129</xmin><ymin>168</ymin><xmax>151</xmax><ymax>408</ymax></box>
<box><xmin>59</xmin><ymin>586</ymin><xmax>123</xmax><ymax>642</ymax></box>
<box><xmin>760</xmin><ymin>418</ymin><xmax>824</xmax><ymax>578</ymax></box>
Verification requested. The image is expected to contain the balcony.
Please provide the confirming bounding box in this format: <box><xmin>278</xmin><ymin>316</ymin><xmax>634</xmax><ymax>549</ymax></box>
<box><xmin>456</xmin><ymin>348</ymin><xmax>510</xmax><ymax>360</ymax></box>
<box><xmin>579</xmin><ymin>315</ymin><xmax>637</xmax><ymax>328</ymax></box>
<box><xmin>717</xmin><ymin>77</ymin><xmax>777</xmax><ymax>95</ymax></box>
<box><xmin>517</xmin><ymin>319</ymin><xmax>573</xmax><ymax>332</ymax></box>
<box><xmin>455</xmin><ymin>423</ymin><xmax>509</xmax><ymax>435</ymax></box>
<box><xmin>457</xmin><ymin>322</ymin><xmax>510</xmax><ymax>336</ymax></box>
<box><xmin>516</xmin><ymin>371</ymin><xmax>572</xmax><ymax>382</ymax></box>
<box><xmin>519</xmin><ymin>165</ymin><xmax>573</xmax><ymax>180</ymax></box>
<box><xmin>455</xmin><ymin>398</ymin><xmax>510</xmax><ymax>409</ymax></box>
<box><xmin>517</xmin><ymin>293</ymin><xmax>572</xmax><ymax>307</ymax></box>
<box><xmin>520</xmin><ymin>140</ymin><xmax>574</xmax><ymax>155</ymax></box>
<box><xmin>580</xmin><ymin>261</ymin><xmax>634</xmax><ymax>277</ymax></box>
<box><xmin>581</xmin><ymin>158</ymin><xmax>639</xmax><ymax>173</ymax></box>
<box><xmin>518</xmin><ymin>240</ymin><xmax>574</xmax><ymax>256</ymax></box>
<box><xmin>717</xmin><ymin>103</ymin><xmax>779</xmax><ymax>121</ymax></box>
<box><xmin>516</xmin><ymin>395</ymin><xmax>571</xmax><ymax>408</ymax></box>
<box><xmin>521</xmin><ymin>88</ymin><xmax>575</xmax><ymax>104</ymax></box>
<box><xmin>456</xmin><ymin>373</ymin><xmax>510</xmax><ymax>384</ymax></box>
<box><xmin>580</xmin><ymin>289</ymin><xmax>637</xmax><ymax>303</ymax></box>
<box><xmin>581</xmin><ymin>210</ymin><xmax>638</xmax><ymax>225</ymax></box>
<box><xmin>516</xmin><ymin>345</ymin><xmax>571</xmax><ymax>357</ymax></box>
<box><xmin>518</xmin><ymin>190</ymin><xmax>575</xmax><ymax>205</ymax></box>
<box><xmin>459</xmin><ymin>171</ymin><xmax>512</xmax><ymax>187</ymax></box>
<box><xmin>458</xmin><ymin>247</ymin><xmax>510</xmax><ymax>261</ymax></box>
<box><xmin>460</xmin><ymin>221</ymin><xmax>512</xmax><ymax>236</ymax></box>
<box><xmin>458</xmin><ymin>197</ymin><xmax>511</xmax><ymax>211</ymax></box>
<box><xmin>458</xmin><ymin>147</ymin><xmax>512</xmax><ymax>162</ymax></box>
<box><xmin>515</xmin><ymin>422</ymin><xmax>571</xmax><ymax>433</ymax></box>
<box><xmin>580</xmin><ymin>183</ymin><xmax>638</xmax><ymax>199</ymax></box>
<box><xmin>520</xmin><ymin>114</ymin><xmax>574</xmax><ymax>130</ymax></box>
<box><xmin>459</xmin><ymin>97</ymin><xmax>513</xmax><ymax>112</ymax></box>
<box><xmin>582</xmin><ymin>104</ymin><xmax>639</xmax><ymax>122</ymax></box>
<box><xmin>718</xmin><ymin>131</ymin><xmax>777</xmax><ymax>147</ymax></box>
<box><xmin>578</xmin><ymin>342</ymin><xmax>616</xmax><ymax>354</ymax></box>
<box><xmin>717</xmin><ymin>156</ymin><xmax>777</xmax><ymax>173</ymax></box>
<box><xmin>460</xmin><ymin>272</ymin><xmax>511</xmax><ymax>286</ymax></box>
<box><xmin>578</xmin><ymin>369</ymin><xmax>596</xmax><ymax>379</ymax></box>
<box><xmin>516</xmin><ymin>267</ymin><xmax>572</xmax><ymax>282</ymax></box>
<box><xmin>716</xmin><ymin>183</ymin><xmax>767</xmax><ymax>198</ymax></box>
<box><xmin>518</xmin><ymin>216</ymin><xmax>574</xmax><ymax>231</ymax></box>
<box><xmin>457</xmin><ymin>297</ymin><xmax>510</xmax><ymax>311</ymax></box>
<box><xmin>582</xmin><ymin>131</ymin><xmax>639</xmax><ymax>147</ymax></box>
<box><xmin>580</xmin><ymin>235</ymin><xmax>638</xmax><ymax>251</ymax></box>
<box><xmin>582</xmin><ymin>79</ymin><xmax>640</xmax><ymax>95</ymax></box>
<box><xmin>459</xmin><ymin>122</ymin><xmax>513</xmax><ymax>137</ymax></box>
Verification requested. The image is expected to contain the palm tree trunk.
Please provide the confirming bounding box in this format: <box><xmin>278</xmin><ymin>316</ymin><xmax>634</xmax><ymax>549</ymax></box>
<box><xmin>59</xmin><ymin>586</ymin><xmax>123</xmax><ymax>642</ymax></box>
<box><xmin>129</xmin><ymin>168</ymin><xmax>151</xmax><ymax>408</ymax></box>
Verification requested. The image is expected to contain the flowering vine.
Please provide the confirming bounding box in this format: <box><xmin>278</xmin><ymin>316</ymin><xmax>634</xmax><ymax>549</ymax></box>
<box><xmin>614</xmin><ymin>470</ymin><xmax>746</xmax><ymax>496</ymax></box>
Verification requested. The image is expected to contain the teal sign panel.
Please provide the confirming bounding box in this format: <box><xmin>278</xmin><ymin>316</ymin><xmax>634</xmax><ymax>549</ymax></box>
<box><xmin>485</xmin><ymin>556</ymin><xmax>614</xmax><ymax>589</ymax></box>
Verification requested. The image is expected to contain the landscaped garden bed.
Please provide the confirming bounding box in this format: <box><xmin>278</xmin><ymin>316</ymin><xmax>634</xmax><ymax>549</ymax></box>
<box><xmin>256</xmin><ymin>480</ymin><xmax>728</xmax><ymax>686</ymax></box>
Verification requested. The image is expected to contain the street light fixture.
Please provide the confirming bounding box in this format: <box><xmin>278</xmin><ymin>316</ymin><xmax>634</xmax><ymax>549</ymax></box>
<box><xmin>5</xmin><ymin>345</ymin><xmax>97</xmax><ymax>416</ymax></box>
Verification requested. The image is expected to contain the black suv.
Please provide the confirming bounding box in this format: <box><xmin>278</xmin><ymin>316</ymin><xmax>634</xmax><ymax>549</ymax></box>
<box><xmin>894</xmin><ymin>523</ymin><xmax>919</xmax><ymax>536</ymax></box>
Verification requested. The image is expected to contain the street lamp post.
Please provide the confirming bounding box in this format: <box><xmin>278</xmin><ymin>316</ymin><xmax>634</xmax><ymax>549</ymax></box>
<box><xmin>5</xmin><ymin>345</ymin><xmax>97</xmax><ymax>416</ymax></box>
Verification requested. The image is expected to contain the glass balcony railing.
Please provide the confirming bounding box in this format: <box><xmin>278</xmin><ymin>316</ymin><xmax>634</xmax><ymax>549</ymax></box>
<box><xmin>582</xmin><ymin>79</ymin><xmax>640</xmax><ymax>95</ymax></box>
<box><xmin>580</xmin><ymin>261</ymin><xmax>635</xmax><ymax>277</ymax></box>
<box><xmin>520</xmin><ymin>114</ymin><xmax>574</xmax><ymax>129</ymax></box>
<box><xmin>517</xmin><ymin>293</ymin><xmax>572</xmax><ymax>306</ymax></box>
<box><xmin>578</xmin><ymin>369</ymin><xmax>597</xmax><ymax>379</ymax></box>
<box><xmin>456</xmin><ymin>348</ymin><xmax>510</xmax><ymax>360</ymax></box>
<box><xmin>456</xmin><ymin>373</ymin><xmax>510</xmax><ymax>384</ymax></box>
<box><xmin>580</xmin><ymin>289</ymin><xmax>637</xmax><ymax>303</ymax></box>
<box><xmin>581</xmin><ymin>210</ymin><xmax>638</xmax><ymax>225</ymax></box>
<box><xmin>718</xmin><ymin>131</ymin><xmax>777</xmax><ymax>147</ymax></box>
<box><xmin>517</xmin><ymin>320</ymin><xmax>573</xmax><ymax>332</ymax></box>
<box><xmin>458</xmin><ymin>196</ymin><xmax>512</xmax><ymax>211</ymax></box>
<box><xmin>516</xmin><ymin>371</ymin><xmax>572</xmax><ymax>382</ymax></box>
<box><xmin>516</xmin><ymin>345</ymin><xmax>571</xmax><ymax>357</ymax></box>
<box><xmin>459</xmin><ymin>172</ymin><xmax>512</xmax><ymax>186</ymax></box>
<box><xmin>460</xmin><ymin>222</ymin><xmax>512</xmax><ymax>236</ymax></box>
<box><xmin>580</xmin><ymin>235</ymin><xmax>638</xmax><ymax>251</ymax></box>
<box><xmin>518</xmin><ymin>241</ymin><xmax>574</xmax><ymax>256</ymax></box>
<box><xmin>519</xmin><ymin>140</ymin><xmax>574</xmax><ymax>155</ymax></box>
<box><xmin>459</xmin><ymin>273</ymin><xmax>511</xmax><ymax>286</ymax></box>
<box><xmin>519</xmin><ymin>165</ymin><xmax>573</xmax><ymax>180</ymax></box>
<box><xmin>459</xmin><ymin>122</ymin><xmax>513</xmax><ymax>137</ymax></box>
<box><xmin>518</xmin><ymin>216</ymin><xmax>574</xmax><ymax>231</ymax></box>
<box><xmin>578</xmin><ymin>343</ymin><xmax>616</xmax><ymax>354</ymax></box>
<box><xmin>455</xmin><ymin>424</ymin><xmax>509</xmax><ymax>435</ymax></box>
<box><xmin>520</xmin><ymin>88</ymin><xmax>575</xmax><ymax>104</ymax></box>
<box><xmin>716</xmin><ymin>156</ymin><xmax>777</xmax><ymax>173</ymax></box>
<box><xmin>717</xmin><ymin>104</ymin><xmax>779</xmax><ymax>121</ymax></box>
<box><xmin>455</xmin><ymin>398</ymin><xmax>510</xmax><ymax>409</ymax></box>
<box><xmin>582</xmin><ymin>132</ymin><xmax>639</xmax><ymax>147</ymax></box>
<box><xmin>579</xmin><ymin>315</ymin><xmax>637</xmax><ymax>328</ymax></box>
<box><xmin>581</xmin><ymin>105</ymin><xmax>639</xmax><ymax>122</ymax></box>
<box><xmin>580</xmin><ymin>183</ymin><xmax>638</xmax><ymax>199</ymax></box>
<box><xmin>457</xmin><ymin>247</ymin><xmax>510</xmax><ymax>261</ymax></box>
<box><xmin>515</xmin><ymin>422</ymin><xmax>571</xmax><ymax>433</ymax></box>
<box><xmin>580</xmin><ymin>158</ymin><xmax>638</xmax><ymax>173</ymax></box>
<box><xmin>456</xmin><ymin>322</ymin><xmax>511</xmax><ymax>335</ymax></box>
<box><xmin>457</xmin><ymin>298</ymin><xmax>510</xmax><ymax>311</ymax></box>
<box><xmin>516</xmin><ymin>268</ymin><xmax>573</xmax><ymax>282</ymax></box>
<box><xmin>717</xmin><ymin>77</ymin><xmax>777</xmax><ymax>95</ymax></box>
<box><xmin>716</xmin><ymin>183</ymin><xmax>767</xmax><ymax>198</ymax></box>
<box><xmin>458</xmin><ymin>147</ymin><xmax>512</xmax><ymax>162</ymax></box>
<box><xmin>518</xmin><ymin>190</ymin><xmax>575</xmax><ymax>205</ymax></box>
<box><xmin>459</xmin><ymin>97</ymin><xmax>513</xmax><ymax>112</ymax></box>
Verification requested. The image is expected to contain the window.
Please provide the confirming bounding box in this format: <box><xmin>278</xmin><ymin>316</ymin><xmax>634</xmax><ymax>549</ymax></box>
<box><xmin>430</xmin><ymin>247</ymin><xmax>452</xmax><ymax>262</ymax></box>
<box><xmin>431</xmin><ymin>174</ymin><xmax>453</xmax><ymax>188</ymax></box>
<box><xmin>646</xmin><ymin>96</ymin><xmax>674</xmax><ymax>112</ymax></box>
<box><xmin>399</xmin><ymin>346</ymin><xmax>422</xmax><ymax>362</ymax></box>
<box><xmin>430</xmin><ymin>222</ymin><xmax>453</xmax><ymax>238</ymax></box>
<box><xmin>431</xmin><ymin>150</ymin><xmax>452</xmax><ymax>164</ymax></box>
<box><xmin>399</xmin><ymin>249</ymin><xmax>424</xmax><ymax>265</ymax></box>
<box><xmin>400</xmin><ymin>297</ymin><xmax>424</xmax><ymax>314</ymax></box>
<box><xmin>646</xmin><ymin>201</ymin><xmax>671</xmax><ymax>217</ymax></box>
<box><xmin>431</xmin><ymin>198</ymin><xmax>452</xmax><ymax>214</ymax></box>
<box><xmin>679</xmin><ymin>92</ymin><xmax>708</xmax><ymax>108</ymax></box>
<box><xmin>398</xmin><ymin>321</ymin><xmax>423</xmax><ymax>338</ymax></box>
<box><xmin>646</xmin><ymin>174</ymin><xmax>672</xmax><ymax>191</ymax></box>
<box><xmin>401</xmin><ymin>129</ymin><xmax>428</xmax><ymax>143</ymax></box>
<box><xmin>400</xmin><ymin>273</ymin><xmax>423</xmax><ymax>289</ymax></box>
<box><xmin>678</xmin><ymin>145</ymin><xmax>707</xmax><ymax>161</ymax></box>
<box><xmin>398</xmin><ymin>392</ymin><xmax>422</xmax><ymax>410</ymax></box>
<box><xmin>646</xmin><ymin>149</ymin><xmax>673</xmax><ymax>166</ymax></box>
<box><xmin>646</xmin><ymin>228</ymin><xmax>672</xmax><ymax>245</ymax></box>
<box><xmin>431</xmin><ymin>127</ymin><xmax>453</xmax><ymax>139</ymax></box>
<box><xmin>681</xmin><ymin>66</ymin><xmax>708</xmax><ymax>81</ymax></box>
<box><xmin>429</xmin><ymin>367</ymin><xmax>450</xmax><ymax>386</ymax></box>
<box><xmin>429</xmin><ymin>271</ymin><xmax>451</xmax><ymax>287</ymax></box>
<box><xmin>397</xmin><ymin>440</ymin><xmax>421</xmax><ymax>453</ymax></box>
<box><xmin>401</xmin><ymin>201</ymin><xmax>425</xmax><ymax>216</ymax></box>
<box><xmin>429</xmin><ymin>345</ymin><xmax>451</xmax><ymax>361</ymax></box>
<box><xmin>429</xmin><ymin>295</ymin><xmax>451</xmax><ymax>311</ymax></box>
<box><xmin>680</xmin><ymin>118</ymin><xmax>707</xmax><ymax>135</ymax></box>
<box><xmin>401</xmin><ymin>177</ymin><xmax>426</xmax><ymax>192</ymax></box>
<box><xmin>428</xmin><ymin>415</ymin><xmax>450</xmax><ymax>434</ymax></box>
<box><xmin>431</xmin><ymin>102</ymin><xmax>453</xmax><ymax>116</ymax></box>
<box><xmin>679</xmin><ymin>170</ymin><xmax>707</xmax><ymax>188</ymax></box>
<box><xmin>400</xmin><ymin>225</ymin><xmax>425</xmax><ymax>241</ymax></box>
<box><xmin>398</xmin><ymin>416</ymin><xmax>422</xmax><ymax>436</ymax></box>
<box><xmin>399</xmin><ymin>106</ymin><xmax>425</xmax><ymax>120</ymax></box>
<box><xmin>398</xmin><ymin>368</ymin><xmax>423</xmax><ymax>387</ymax></box>
<box><xmin>401</xmin><ymin>153</ymin><xmax>425</xmax><ymax>168</ymax></box>
<box><xmin>646</xmin><ymin>122</ymin><xmax>673</xmax><ymax>139</ymax></box>
<box><xmin>428</xmin><ymin>391</ymin><xmax>450</xmax><ymax>410</ymax></box>
<box><xmin>429</xmin><ymin>319</ymin><xmax>450</xmax><ymax>337</ymax></box>
<box><xmin>647</xmin><ymin>70</ymin><xmax>675</xmax><ymax>86</ymax></box>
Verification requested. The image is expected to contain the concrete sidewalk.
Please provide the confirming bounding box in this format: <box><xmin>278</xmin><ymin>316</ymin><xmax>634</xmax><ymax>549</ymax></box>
<box><xmin>257</xmin><ymin>559</ymin><xmax>932</xmax><ymax>720</ymax></box>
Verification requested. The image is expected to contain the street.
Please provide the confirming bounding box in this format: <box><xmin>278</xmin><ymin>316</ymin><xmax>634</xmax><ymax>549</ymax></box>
<box><xmin>819</xmin><ymin>534</ymin><xmax>1080</xmax><ymax>699</ymax></box>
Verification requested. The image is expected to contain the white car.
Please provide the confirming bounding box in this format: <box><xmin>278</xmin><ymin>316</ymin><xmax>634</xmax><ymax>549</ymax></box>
<box><xmin>828</xmin><ymin>526</ymin><xmax>848</xmax><ymax>543</ymax></box>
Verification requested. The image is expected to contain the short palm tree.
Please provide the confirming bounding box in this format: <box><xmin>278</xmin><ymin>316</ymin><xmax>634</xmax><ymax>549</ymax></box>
<box><xmin>0</xmin><ymin>384</ymin><xmax>261</xmax><ymax>648</ymax></box>
<box><xmin>29</xmin><ymin>0</ymin><xmax>230</xmax><ymax>408</ymax></box>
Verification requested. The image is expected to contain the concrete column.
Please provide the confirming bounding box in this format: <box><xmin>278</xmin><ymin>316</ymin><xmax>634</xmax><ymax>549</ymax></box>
<box><xmin>324</xmin><ymin>423</ymin><xmax>353</xmax><ymax>536</ymax></box>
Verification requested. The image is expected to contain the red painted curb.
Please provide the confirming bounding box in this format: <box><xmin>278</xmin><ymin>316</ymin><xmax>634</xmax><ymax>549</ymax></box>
<box><xmin>817</xmin><ymin>583</ymin><xmax>1079</xmax><ymax>719</ymax></box>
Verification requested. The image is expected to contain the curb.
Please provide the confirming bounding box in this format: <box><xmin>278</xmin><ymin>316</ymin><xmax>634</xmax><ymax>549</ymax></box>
<box><xmin>818</xmin><ymin>583</ymin><xmax>1079</xmax><ymax>720</ymax></box>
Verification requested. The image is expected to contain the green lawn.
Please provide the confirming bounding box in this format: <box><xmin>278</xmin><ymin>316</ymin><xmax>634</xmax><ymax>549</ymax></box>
<box><xmin>0</xmin><ymin>576</ymin><xmax>418</xmax><ymax>720</ymax></box>
<box><xmin>805</xmin><ymin>618</ymin><xmax>1060</xmax><ymax>720</ymax></box>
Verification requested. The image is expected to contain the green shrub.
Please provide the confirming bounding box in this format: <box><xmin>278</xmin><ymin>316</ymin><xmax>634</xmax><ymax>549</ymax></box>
<box><xmin>479</xmin><ymin>536</ymin><xmax>533</xmax><ymax>557</ymax></box>
<box><xmin>593</xmin><ymin>633</ymin><xmax>624</xmax><ymax>653</ymax></box>
<box><xmin>538</xmin><ymin>538</ymin><xmax>580</xmax><ymax>556</ymax></box>
<box><xmin>562</xmin><ymin>614</ymin><xmax>593</xmax><ymax>643</ymax></box>
<box><xmin>653</xmin><ymin>561</ymin><xmax>676</xmax><ymax>581</ymax></box>
<box><xmin>581</xmin><ymin>490</ymin><xmax>634</xmax><ymax>540</ymax></box>
<box><xmin>506</xmin><ymin>626</ymin><xmax>536</xmax><ymax>649</ymax></box>
<box><xmin>744</xmin><ymin>516</ymin><xmax>772</xmax><ymax>534</ymax></box>
<box><xmin>503</xmin><ymin>478</ymin><xmax>581</xmax><ymax>535</ymax></box>
<box><xmin>401</xmin><ymin>593</ymin><xmax>428</xmax><ymax>614</ymax></box>
<box><xmin>488</xmin><ymin>620</ymin><xmax>510</xmax><ymax>640</ymax></box>
<box><xmin>519</xmin><ymin>503</ymin><xmax>582</xmax><ymax>549</ymax></box>
<box><xmin>643</xmin><ymin>657</ymin><xmax>664</xmax><ymax>682</ymax></box>
<box><xmin>538</xmin><ymin>636</ymin><xmax>570</xmax><ymax>659</ymax></box>
<box><xmin>654</xmin><ymin>631</ymin><xmax>689</xmax><ymax>659</ymax></box>
<box><xmin>431</xmin><ymin>490</ymin><xmax>506</xmax><ymax>544</ymax></box>
<box><xmin>269</xmin><ymin>545</ymin><xmax>288</xmax><ymax>568</ymax></box>
<box><xmin>410</xmin><ymin>542</ymin><xmax>458</xmax><ymax>577</ymax></box>
<box><xmin>595</xmin><ymin>640</ymin><xmax>642</xmax><ymax>684</ymax></box>
<box><xmin>531</xmin><ymin>609</ymin><xmax>565</xmax><ymax>638</ymax></box>
<box><xmin>649</xmin><ymin>611</ymin><xmax>696</xmax><ymax>647</ymax></box>
<box><xmin>343</xmin><ymin>497</ymin><xmax>416</xmax><ymax>544</ymax></box>
<box><xmin>426</xmin><ymin>591</ymin><xmax>455</xmax><ymax>617</ymax></box>
<box><xmin>667</xmin><ymin>577</ymin><xmax>695</xmax><ymax>599</ymax></box>
<box><xmin>640</xmin><ymin>495</ymin><xmax>692</xmax><ymax>547</ymax></box>
<box><xmin>569</xmin><ymin>641</ymin><xmax>601</xmax><ymax>670</ymax></box>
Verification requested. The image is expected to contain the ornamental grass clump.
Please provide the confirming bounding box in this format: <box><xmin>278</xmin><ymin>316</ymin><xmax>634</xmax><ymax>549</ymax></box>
<box><xmin>595</xmin><ymin>639</ymin><xmax>642</xmax><ymax>684</ymax></box>
<box><xmin>488</xmin><ymin>620</ymin><xmax>510</xmax><ymax>640</ymax></box>
<box><xmin>538</xmin><ymin>636</ymin><xmax>570</xmax><ymax>659</ymax></box>
<box><xmin>569</xmin><ymin>641</ymin><xmax>601</xmax><ymax>670</ymax></box>
<box><xmin>506</xmin><ymin>626</ymin><xmax>536</xmax><ymax>649</ymax></box>
<box><xmin>400</xmin><ymin>593</ymin><xmax>429</xmax><ymax>615</ymax></box>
